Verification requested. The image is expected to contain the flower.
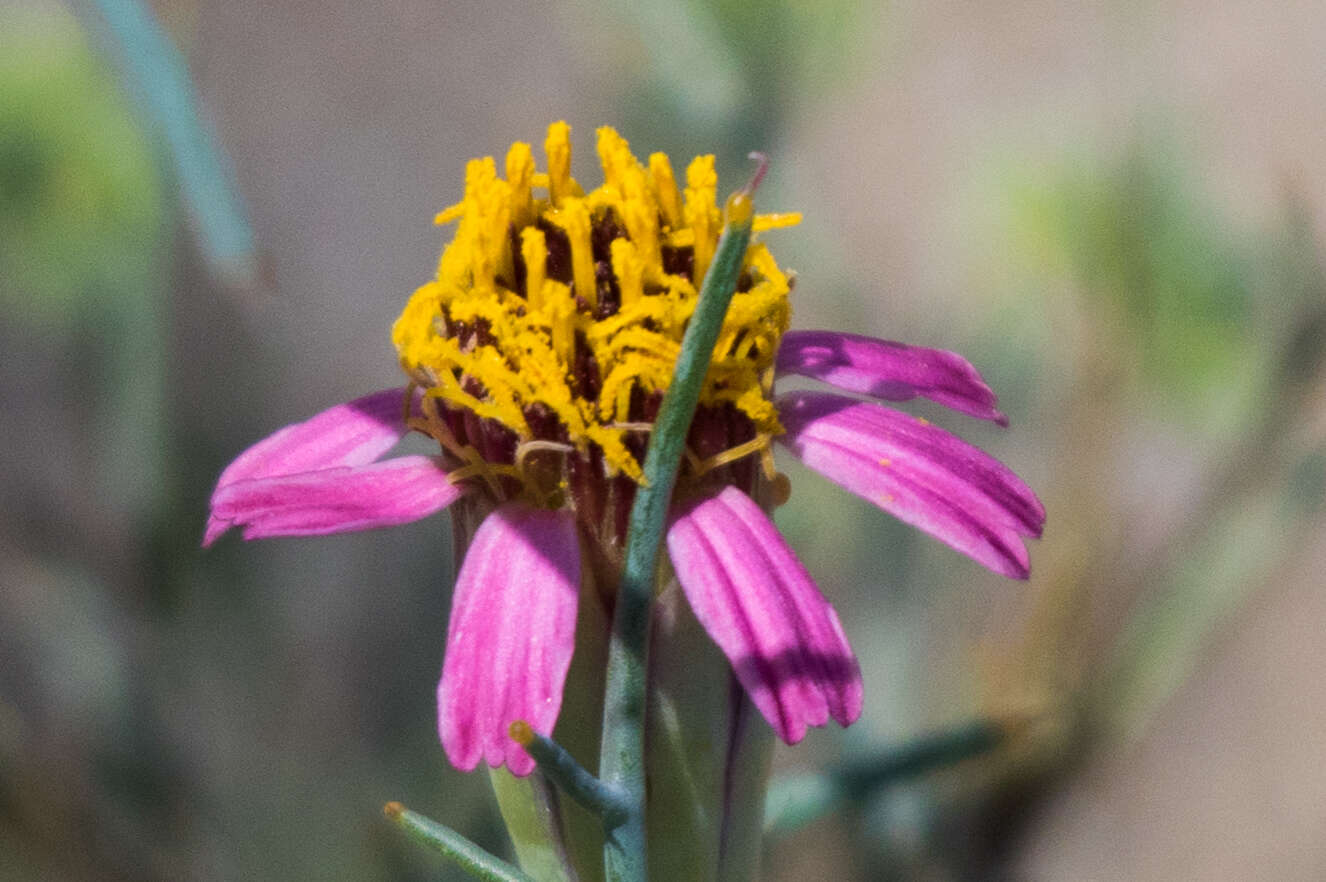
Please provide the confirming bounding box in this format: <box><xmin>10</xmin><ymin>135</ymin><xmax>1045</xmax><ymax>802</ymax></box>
<box><xmin>205</xmin><ymin>123</ymin><xmax>1044</xmax><ymax>778</ymax></box>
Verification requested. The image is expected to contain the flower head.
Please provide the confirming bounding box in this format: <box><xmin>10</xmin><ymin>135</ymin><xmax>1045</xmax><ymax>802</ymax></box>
<box><xmin>391</xmin><ymin>122</ymin><xmax>799</xmax><ymax>516</ymax></box>
<box><xmin>205</xmin><ymin>123</ymin><xmax>1044</xmax><ymax>776</ymax></box>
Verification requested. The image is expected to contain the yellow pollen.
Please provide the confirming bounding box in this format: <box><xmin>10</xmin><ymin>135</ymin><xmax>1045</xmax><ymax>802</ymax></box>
<box><xmin>393</xmin><ymin>122</ymin><xmax>800</xmax><ymax>483</ymax></box>
<box><xmin>878</xmin><ymin>457</ymin><xmax>892</xmax><ymax>467</ymax></box>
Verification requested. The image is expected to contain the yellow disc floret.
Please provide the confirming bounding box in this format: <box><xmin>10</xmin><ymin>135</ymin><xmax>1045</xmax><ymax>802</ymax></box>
<box><xmin>392</xmin><ymin>122</ymin><xmax>801</xmax><ymax>483</ymax></box>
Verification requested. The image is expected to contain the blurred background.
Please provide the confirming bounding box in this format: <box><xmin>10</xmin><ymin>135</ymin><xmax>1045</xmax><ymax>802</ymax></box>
<box><xmin>3</xmin><ymin>0</ymin><xmax>1325</xmax><ymax>878</ymax></box>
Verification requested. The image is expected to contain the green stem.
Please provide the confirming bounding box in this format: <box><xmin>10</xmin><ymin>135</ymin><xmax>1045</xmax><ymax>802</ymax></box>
<box><xmin>383</xmin><ymin>802</ymin><xmax>536</xmax><ymax>882</ymax></box>
<box><xmin>598</xmin><ymin>162</ymin><xmax>762</xmax><ymax>882</ymax></box>
<box><xmin>510</xmin><ymin>722</ymin><xmax>630</xmax><ymax>822</ymax></box>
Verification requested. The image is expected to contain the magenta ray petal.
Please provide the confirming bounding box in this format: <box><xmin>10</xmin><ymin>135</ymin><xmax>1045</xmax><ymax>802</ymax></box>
<box><xmin>437</xmin><ymin>504</ymin><xmax>581</xmax><ymax>776</ymax></box>
<box><xmin>776</xmin><ymin>391</ymin><xmax>1045</xmax><ymax>579</ymax></box>
<box><xmin>205</xmin><ymin>388</ymin><xmax>417</xmax><ymax>544</ymax></box>
<box><xmin>777</xmin><ymin>330</ymin><xmax>1008</xmax><ymax>425</ymax></box>
<box><xmin>208</xmin><ymin>455</ymin><xmax>464</xmax><ymax>541</ymax></box>
<box><xmin>666</xmin><ymin>486</ymin><xmax>863</xmax><ymax>745</ymax></box>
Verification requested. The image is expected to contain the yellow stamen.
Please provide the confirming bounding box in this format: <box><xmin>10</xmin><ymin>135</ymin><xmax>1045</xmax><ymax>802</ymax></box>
<box><xmin>596</xmin><ymin>126</ymin><xmax>634</xmax><ymax>192</ymax></box>
<box><xmin>596</xmin><ymin>128</ymin><xmax>660</xmax><ymax>277</ymax></box>
<box><xmin>506</xmin><ymin>142</ymin><xmax>535</xmax><ymax>229</ymax></box>
<box><xmin>611</xmin><ymin>238</ymin><xmax>644</xmax><ymax>309</ymax></box>
<box><xmin>690</xmin><ymin>434</ymin><xmax>772</xmax><ymax>477</ymax></box>
<box><xmin>545</xmin><ymin>120</ymin><xmax>573</xmax><ymax>206</ymax></box>
<box><xmin>434</xmin><ymin>203</ymin><xmax>465</xmax><ymax>225</ymax></box>
<box><xmin>586</xmin><ymin>424</ymin><xmax>645</xmax><ymax>482</ymax></box>
<box><xmin>547</xmin><ymin>197</ymin><xmax>597</xmax><ymax>311</ymax></box>
<box><xmin>649</xmin><ymin>153</ymin><xmax>682</xmax><ymax>229</ymax></box>
<box><xmin>684</xmin><ymin>155</ymin><xmax>718</xmax><ymax>286</ymax></box>
<box><xmin>666</xmin><ymin>212</ymin><xmax>800</xmax><ymax>247</ymax></box>
<box><xmin>752</xmin><ymin>212</ymin><xmax>802</xmax><ymax>232</ymax></box>
<box><xmin>520</xmin><ymin>227</ymin><xmax>547</xmax><ymax>310</ymax></box>
<box><xmin>542</xmin><ymin>279</ymin><xmax>577</xmax><ymax>366</ymax></box>
<box><xmin>394</xmin><ymin>123</ymin><xmax>798</xmax><ymax>486</ymax></box>
<box><xmin>457</xmin><ymin>157</ymin><xmax>513</xmax><ymax>291</ymax></box>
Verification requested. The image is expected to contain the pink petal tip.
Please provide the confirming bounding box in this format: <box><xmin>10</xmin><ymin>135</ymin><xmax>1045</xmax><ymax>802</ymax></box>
<box><xmin>667</xmin><ymin>487</ymin><xmax>863</xmax><ymax>745</ymax></box>
<box><xmin>777</xmin><ymin>391</ymin><xmax>1044</xmax><ymax>579</ymax></box>
<box><xmin>777</xmin><ymin>330</ymin><xmax>1008</xmax><ymax>425</ymax></box>
<box><xmin>437</xmin><ymin>503</ymin><xmax>581</xmax><ymax>776</ymax></box>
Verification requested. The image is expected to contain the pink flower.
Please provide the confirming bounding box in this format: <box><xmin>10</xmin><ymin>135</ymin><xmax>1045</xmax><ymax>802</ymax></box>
<box><xmin>206</xmin><ymin>124</ymin><xmax>1044</xmax><ymax>778</ymax></box>
<box><xmin>205</xmin><ymin>329</ymin><xmax>1043</xmax><ymax>774</ymax></box>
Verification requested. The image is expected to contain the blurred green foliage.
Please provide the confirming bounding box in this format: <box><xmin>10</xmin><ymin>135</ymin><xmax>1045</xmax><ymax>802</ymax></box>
<box><xmin>0</xmin><ymin>6</ymin><xmax>165</xmax><ymax>327</ymax></box>
<box><xmin>975</xmin><ymin>132</ymin><xmax>1326</xmax><ymax>764</ymax></box>
<box><xmin>591</xmin><ymin>0</ymin><xmax>869</xmax><ymax>175</ymax></box>
<box><xmin>0</xmin><ymin>5</ymin><xmax>171</xmax><ymax>530</ymax></box>
<box><xmin>1004</xmin><ymin>142</ymin><xmax>1255</xmax><ymax>411</ymax></box>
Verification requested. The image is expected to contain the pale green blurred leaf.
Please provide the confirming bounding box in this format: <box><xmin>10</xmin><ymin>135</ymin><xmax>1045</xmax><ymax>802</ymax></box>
<box><xmin>0</xmin><ymin>5</ymin><xmax>165</xmax><ymax>327</ymax></box>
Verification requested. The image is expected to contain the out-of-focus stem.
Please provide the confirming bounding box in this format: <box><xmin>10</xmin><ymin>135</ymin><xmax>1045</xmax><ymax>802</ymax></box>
<box><xmin>73</xmin><ymin>0</ymin><xmax>259</xmax><ymax>285</ymax></box>
<box><xmin>764</xmin><ymin>718</ymin><xmax>1011</xmax><ymax>836</ymax></box>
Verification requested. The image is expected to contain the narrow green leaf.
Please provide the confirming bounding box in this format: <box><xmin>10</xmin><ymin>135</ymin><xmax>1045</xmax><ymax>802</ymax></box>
<box><xmin>384</xmin><ymin>802</ymin><xmax>537</xmax><ymax>882</ymax></box>
<box><xmin>598</xmin><ymin>162</ymin><xmax>764</xmax><ymax>882</ymax></box>
<box><xmin>511</xmin><ymin>722</ymin><xmax>629</xmax><ymax>823</ymax></box>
